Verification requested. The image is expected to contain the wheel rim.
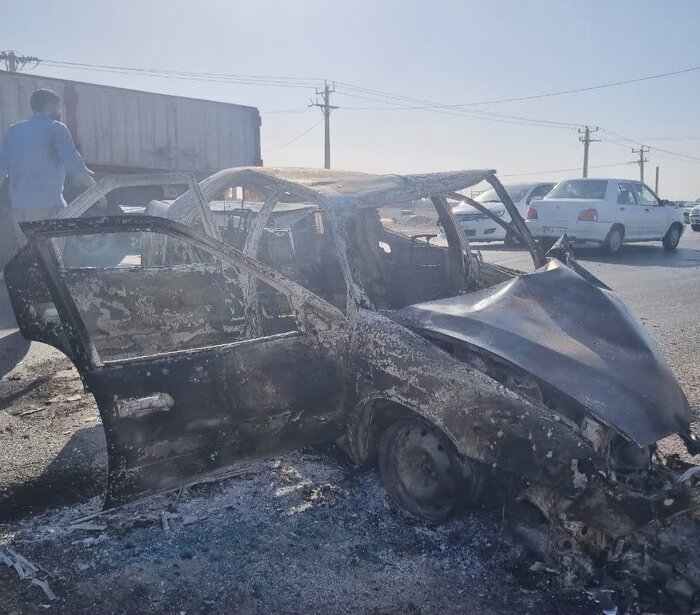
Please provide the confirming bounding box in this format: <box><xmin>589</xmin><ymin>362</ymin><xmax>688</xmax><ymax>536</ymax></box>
<box><xmin>388</xmin><ymin>423</ymin><xmax>459</xmax><ymax>520</ymax></box>
<box><xmin>609</xmin><ymin>230</ymin><xmax>622</xmax><ymax>251</ymax></box>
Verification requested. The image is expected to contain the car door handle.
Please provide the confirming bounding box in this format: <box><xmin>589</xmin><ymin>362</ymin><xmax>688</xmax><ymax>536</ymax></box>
<box><xmin>645</xmin><ymin>208</ymin><xmax>650</xmax><ymax>212</ymax></box>
<box><xmin>116</xmin><ymin>392</ymin><xmax>175</xmax><ymax>418</ymax></box>
<box><xmin>620</xmin><ymin>207</ymin><xmax>625</xmax><ymax>211</ymax></box>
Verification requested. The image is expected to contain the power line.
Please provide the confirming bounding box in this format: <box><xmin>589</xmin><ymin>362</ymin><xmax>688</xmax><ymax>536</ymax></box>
<box><xmin>335</xmin><ymin>65</ymin><xmax>700</xmax><ymax>109</ymax></box>
<box><xmin>42</xmin><ymin>59</ymin><xmax>323</xmax><ymax>84</ymax></box>
<box><xmin>41</xmin><ymin>58</ymin><xmax>700</xmax><ymax>109</ymax></box>
<box><xmin>600</xmin><ymin>129</ymin><xmax>700</xmax><ymax>163</ymax></box>
<box><xmin>606</xmin><ymin>136</ymin><xmax>700</xmax><ymax>142</ymax></box>
<box><xmin>333</xmin><ymin>89</ymin><xmax>581</xmax><ymax>130</ymax></box>
<box><xmin>44</xmin><ymin>58</ymin><xmax>581</xmax><ymax>130</ymax></box>
<box><xmin>261</xmin><ymin>107</ymin><xmax>314</xmax><ymax>115</ymax></box>
<box><xmin>263</xmin><ymin>119</ymin><xmax>324</xmax><ymax>151</ymax></box>
<box><xmin>40</xmin><ymin>60</ymin><xmax>323</xmax><ymax>90</ymax></box>
<box><xmin>37</xmin><ymin>58</ymin><xmax>579</xmax><ymax>129</ymax></box>
<box><xmin>500</xmin><ymin>160</ymin><xmax>636</xmax><ymax>178</ymax></box>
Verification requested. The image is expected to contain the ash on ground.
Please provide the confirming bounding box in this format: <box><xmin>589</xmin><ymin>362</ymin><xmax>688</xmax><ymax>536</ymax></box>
<box><xmin>0</xmin><ymin>448</ymin><xmax>594</xmax><ymax>615</ymax></box>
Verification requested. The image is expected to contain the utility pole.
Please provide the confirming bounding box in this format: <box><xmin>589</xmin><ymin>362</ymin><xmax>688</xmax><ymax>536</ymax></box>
<box><xmin>0</xmin><ymin>50</ymin><xmax>40</xmax><ymax>72</ymax></box>
<box><xmin>632</xmin><ymin>146</ymin><xmax>650</xmax><ymax>182</ymax></box>
<box><xmin>655</xmin><ymin>166</ymin><xmax>659</xmax><ymax>195</ymax></box>
<box><xmin>578</xmin><ymin>126</ymin><xmax>599</xmax><ymax>178</ymax></box>
<box><xmin>309</xmin><ymin>81</ymin><xmax>338</xmax><ymax>169</ymax></box>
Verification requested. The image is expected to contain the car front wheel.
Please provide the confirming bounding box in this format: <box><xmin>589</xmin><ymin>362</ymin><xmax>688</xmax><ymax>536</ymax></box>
<box><xmin>662</xmin><ymin>224</ymin><xmax>682</xmax><ymax>250</ymax></box>
<box><xmin>378</xmin><ymin>418</ymin><xmax>482</xmax><ymax>523</ymax></box>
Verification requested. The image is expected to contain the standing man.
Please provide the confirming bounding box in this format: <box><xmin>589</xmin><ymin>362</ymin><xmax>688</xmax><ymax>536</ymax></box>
<box><xmin>0</xmin><ymin>88</ymin><xmax>95</xmax><ymax>254</ymax></box>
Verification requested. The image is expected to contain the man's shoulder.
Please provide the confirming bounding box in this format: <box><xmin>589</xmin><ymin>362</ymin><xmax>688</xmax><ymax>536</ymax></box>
<box><xmin>4</xmin><ymin>119</ymin><xmax>30</xmax><ymax>136</ymax></box>
<box><xmin>4</xmin><ymin>116</ymin><xmax>66</xmax><ymax>138</ymax></box>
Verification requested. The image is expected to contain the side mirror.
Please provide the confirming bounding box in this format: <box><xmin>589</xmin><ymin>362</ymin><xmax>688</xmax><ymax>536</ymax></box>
<box><xmin>659</xmin><ymin>199</ymin><xmax>669</xmax><ymax>207</ymax></box>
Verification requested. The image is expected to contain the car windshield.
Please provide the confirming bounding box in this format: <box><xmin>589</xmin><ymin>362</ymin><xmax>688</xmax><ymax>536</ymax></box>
<box><xmin>475</xmin><ymin>185</ymin><xmax>531</xmax><ymax>204</ymax></box>
<box><xmin>548</xmin><ymin>180</ymin><xmax>608</xmax><ymax>200</ymax></box>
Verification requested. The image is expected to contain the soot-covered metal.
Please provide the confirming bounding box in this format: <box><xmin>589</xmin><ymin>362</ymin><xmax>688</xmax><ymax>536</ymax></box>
<box><xmin>5</xmin><ymin>167</ymin><xmax>700</xmax><ymax>607</ymax></box>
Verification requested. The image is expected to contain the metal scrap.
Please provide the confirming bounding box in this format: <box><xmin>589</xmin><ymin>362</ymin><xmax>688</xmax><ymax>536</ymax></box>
<box><xmin>1</xmin><ymin>548</ymin><xmax>56</xmax><ymax>601</ymax></box>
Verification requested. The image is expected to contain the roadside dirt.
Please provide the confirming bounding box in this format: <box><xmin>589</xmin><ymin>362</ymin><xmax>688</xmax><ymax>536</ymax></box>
<box><xmin>0</xmin><ymin>356</ymin><xmax>106</xmax><ymax>521</ymax></box>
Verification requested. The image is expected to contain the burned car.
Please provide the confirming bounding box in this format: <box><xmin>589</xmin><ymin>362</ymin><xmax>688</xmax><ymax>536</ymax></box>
<box><xmin>5</xmin><ymin>168</ymin><xmax>700</xmax><ymax>594</ymax></box>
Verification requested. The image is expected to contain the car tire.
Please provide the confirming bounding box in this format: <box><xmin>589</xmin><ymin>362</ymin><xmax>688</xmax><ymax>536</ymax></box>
<box><xmin>378</xmin><ymin>418</ymin><xmax>482</xmax><ymax>524</ymax></box>
<box><xmin>692</xmin><ymin>224</ymin><xmax>700</xmax><ymax>232</ymax></box>
<box><xmin>504</xmin><ymin>231</ymin><xmax>519</xmax><ymax>248</ymax></box>
<box><xmin>604</xmin><ymin>226</ymin><xmax>624</xmax><ymax>254</ymax></box>
<box><xmin>662</xmin><ymin>223</ymin><xmax>682</xmax><ymax>251</ymax></box>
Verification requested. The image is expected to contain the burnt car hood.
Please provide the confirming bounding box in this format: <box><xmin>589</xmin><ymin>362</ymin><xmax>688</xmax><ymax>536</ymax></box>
<box><xmin>388</xmin><ymin>259</ymin><xmax>690</xmax><ymax>446</ymax></box>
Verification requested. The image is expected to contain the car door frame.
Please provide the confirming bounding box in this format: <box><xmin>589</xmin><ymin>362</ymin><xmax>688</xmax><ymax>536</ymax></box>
<box><xmin>20</xmin><ymin>214</ymin><xmax>350</xmax><ymax>506</ymax></box>
<box><xmin>615</xmin><ymin>180</ymin><xmax>643</xmax><ymax>240</ymax></box>
<box><xmin>632</xmin><ymin>181</ymin><xmax>665</xmax><ymax>239</ymax></box>
<box><xmin>640</xmin><ymin>182</ymin><xmax>669</xmax><ymax>238</ymax></box>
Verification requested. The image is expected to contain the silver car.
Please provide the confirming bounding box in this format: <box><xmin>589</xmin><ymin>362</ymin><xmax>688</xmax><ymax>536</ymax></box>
<box><xmin>690</xmin><ymin>204</ymin><xmax>700</xmax><ymax>231</ymax></box>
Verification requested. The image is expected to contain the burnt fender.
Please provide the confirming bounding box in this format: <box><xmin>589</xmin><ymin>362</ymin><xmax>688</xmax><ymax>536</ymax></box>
<box><xmin>388</xmin><ymin>259</ymin><xmax>691</xmax><ymax>446</ymax></box>
<box><xmin>348</xmin><ymin>310</ymin><xmax>601</xmax><ymax>491</ymax></box>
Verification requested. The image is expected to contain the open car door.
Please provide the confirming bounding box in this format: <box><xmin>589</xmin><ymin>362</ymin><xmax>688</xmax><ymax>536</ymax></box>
<box><xmin>11</xmin><ymin>215</ymin><xmax>348</xmax><ymax>508</ymax></box>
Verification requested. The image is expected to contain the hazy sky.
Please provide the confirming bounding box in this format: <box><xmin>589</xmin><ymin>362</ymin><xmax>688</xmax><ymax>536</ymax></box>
<box><xmin>2</xmin><ymin>0</ymin><xmax>699</xmax><ymax>198</ymax></box>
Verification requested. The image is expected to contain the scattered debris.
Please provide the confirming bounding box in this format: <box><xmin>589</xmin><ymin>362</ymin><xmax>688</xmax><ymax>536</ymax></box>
<box><xmin>31</xmin><ymin>577</ymin><xmax>56</xmax><ymax>601</ymax></box>
<box><xmin>305</xmin><ymin>483</ymin><xmax>348</xmax><ymax>508</ymax></box>
<box><xmin>678</xmin><ymin>465</ymin><xmax>700</xmax><ymax>484</ymax></box>
<box><xmin>17</xmin><ymin>406</ymin><xmax>49</xmax><ymax>417</ymax></box>
<box><xmin>585</xmin><ymin>588</ymin><xmax>617</xmax><ymax>615</ymax></box>
<box><xmin>1</xmin><ymin>548</ymin><xmax>56</xmax><ymax>601</ymax></box>
<box><xmin>68</xmin><ymin>522</ymin><xmax>107</xmax><ymax>532</ymax></box>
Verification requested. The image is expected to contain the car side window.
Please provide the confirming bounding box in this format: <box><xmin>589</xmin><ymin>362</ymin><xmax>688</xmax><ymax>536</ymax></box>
<box><xmin>617</xmin><ymin>182</ymin><xmax>638</xmax><ymax>205</ymax></box>
<box><xmin>49</xmin><ymin>229</ymin><xmax>302</xmax><ymax>363</ymax></box>
<box><xmin>527</xmin><ymin>184</ymin><xmax>554</xmax><ymax>203</ymax></box>
<box><xmin>633</xmin><ymin>183</ymin><xmax>659</xmax><ymax>206</ymax></box>
<box><xmin>254</xmin><ymin>210</ymin><xmax>347</xmax><ymax>314</ymax></box>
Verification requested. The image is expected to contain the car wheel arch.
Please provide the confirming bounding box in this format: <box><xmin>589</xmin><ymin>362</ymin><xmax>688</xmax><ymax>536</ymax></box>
<box><xmin>346</xmin><ymin>397</ymin><xmax>468</xmax><ymax>468</ymax></box>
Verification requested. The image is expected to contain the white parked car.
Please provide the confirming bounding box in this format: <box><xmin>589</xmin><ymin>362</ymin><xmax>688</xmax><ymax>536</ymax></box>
<box><xmin>690</xmin><ymin>204</ymin><xmax>700</xmax><ymax>231</ymax></box>
<box><xmin>677</xmin><ymin>201</ymin><xmax>698</xmax><ymax>224</ymax></box>
<box><xmin>450</xmin><ymin>182</ymin><xmax>555</xmax><ymax>246</ymax></box>
<box><xmin>525</xmin><ymin>178</ymin><xmax>684</xmax><ymax>253</ymax></box>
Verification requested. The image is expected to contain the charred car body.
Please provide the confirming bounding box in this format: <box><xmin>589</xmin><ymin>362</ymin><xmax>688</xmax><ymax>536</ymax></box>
<box><xmin>5</xmin><ymin>168</ymin><xmax>700</xmax><ymax>587</ymax></box>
